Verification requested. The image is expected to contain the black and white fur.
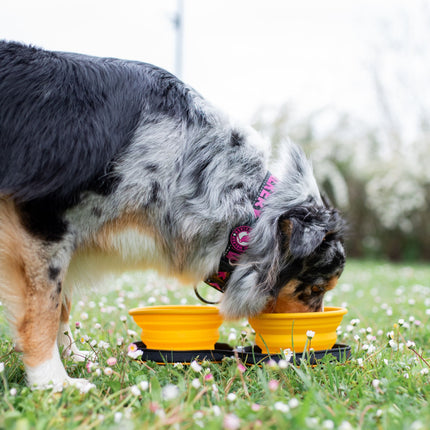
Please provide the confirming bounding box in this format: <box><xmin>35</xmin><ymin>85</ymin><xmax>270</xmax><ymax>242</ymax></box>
<box><xmin>0</xmin><ymin>41</ymin><xmax>345</xmax><ymax>390</ymax></box>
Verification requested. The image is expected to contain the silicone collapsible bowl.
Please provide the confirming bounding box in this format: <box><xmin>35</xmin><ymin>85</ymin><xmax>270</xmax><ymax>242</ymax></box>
<box><xmin>248</xmin><ymin>306</ymin><xmax>348</xmax><ymax>354</ymax></box>
<box><xmin>128</xmin><ymin>305</ymin><xmax>223</xmax><ymax>351</ymax></box>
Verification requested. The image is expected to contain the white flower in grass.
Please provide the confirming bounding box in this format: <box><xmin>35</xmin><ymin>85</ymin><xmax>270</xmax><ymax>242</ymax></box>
<box><xmin>404</xmin><ymin>373</ymin><xmax>409</xmax><ymax>379</ymax></box>
<box><xmin>228</xmin><ymin>332</ymin><xmax>237</xmax><ymax>342</ymax></box>
<box><xmin>372</xmin><ymin>379</ymin><xmax>380</xmax><ymax>389</ymax></box>
<box><xmin>0</xmin><ymin>362</ymin><xmax>4</xmax><ymax>373</ymax></box>
<box><xmin>322</xmin><ymin>420</ymin><xmax>335</xmax><ymax>429</ymax></box>
<box><xmin>139</xmin><ymin>380</ymin><xmax>149</xmax><ymax>390</ymax></box>
<box><xmin>226</xmin><ymin>393</ymin><xmax>237</xmax><ymax>402</ymax></box>
<box><xmin>162</xmin><ymin>384</ymin><xmax>179</xmax><ymax>401</ymax></box>
<box><xmin>223</xmin><ymin>413</ymin><xmax>240</xmax><ymax>430</ymax></box>
<box><xmin>388</xmin><ymin>340</ymin><xmax>398</xmax><ymax>351</ymax></box>
<box><xmin>104</xmin><ymin>367</ymin><xmax>113</xmax><ymax>376</ymax></box>
<box><xmin>114</xmin><ymin>412</ymin><xmax>123</xmax><ymax>423</ymax></box>
<box><xmin>339</xmin><ymin>421</ymin><xmax>353</xmax><ymax>430</ymax></box>
<box><xmin>191</xmin><ymin>378</ymin><xmax>201</xmax><ymax>389</ymax></box>
<box><xmin>190</xmin><ymin>360</ymin><xmax>202</xmax><ymax>372</ymax></box>
<box><xmin>288</xmin><ymin>398</ymin><xmax>299</xmax><ymax>408</ymax></box>
<box><xmin>274</xmin><ymin>401</ymin><xmax>289</xmax><ymax>413</ymax></box>
<box><xmin>406</xmin><ymin>340</ymin><xmax>416</xmax><ymax>349</ymax></box>
<box><xmin>9</xmin><ymin>388</ymin><xmax>17</xmax><ymax>397</ymax></box>
<box><xmin>306</xmin><ymin>418</ymin><xmax>319</xmax><ymax>427</ymax></box>
<box><xmin>283</xmin><ymin>348</ymin><xmax>293</xmax><ymax>361</ymax></box>
<box><xmin>130</xmin><ymin>385</ymin><xmax>141</xmax><ymax>396</ymax></box>
<box><xmin>420</xmin><ymin>368</ymin><xmax>429</xmax><ymax>375</ymax></box>
<box><xmin>306</xmin><ymin>330</ymin><xmax>315</xmax><ymax>339</ymax></box>
<box><xmin>278</xmin><ymin>359</ymin><xmax>289</xmax><ymax>369</ymax></box>
<box><xmin>212</xmin><ymin>405</ymin><xmax>221</xmax><ymax>416</ymax></box>
<box><xmin>127</xmin><ymin>343</ymin><xmax>143</xmax><ymax>359</ymax></box>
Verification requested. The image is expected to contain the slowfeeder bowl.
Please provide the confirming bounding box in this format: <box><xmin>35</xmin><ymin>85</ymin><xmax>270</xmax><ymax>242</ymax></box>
<box><xmin>128</xmin><ymin>305</ymin><xmax>223</xmax><ymax>351</ymax></box>
<box><xmin>248</xmin><ymin>306</ymin><xmax>348</xmax><ymax>354</ymax></box>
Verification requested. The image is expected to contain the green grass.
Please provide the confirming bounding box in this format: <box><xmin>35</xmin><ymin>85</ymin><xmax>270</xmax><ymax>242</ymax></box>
<box><xmin>1</xmin><ymin>260</ymin><xmax>430</xmax><ymax>429</ymax></box>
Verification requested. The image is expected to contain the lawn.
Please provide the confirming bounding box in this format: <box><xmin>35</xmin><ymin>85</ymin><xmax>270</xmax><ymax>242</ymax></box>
<box><xmin>1</xmin><ymin>260</ymin><xmax>430</xmax><ymax>430</ymax></box>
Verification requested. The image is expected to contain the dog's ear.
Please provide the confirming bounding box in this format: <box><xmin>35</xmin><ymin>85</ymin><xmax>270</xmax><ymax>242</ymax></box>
<box><xmin>281</xmin><ymin>207</ymin><xmax>344</xmax><ymax>258</ymax></box>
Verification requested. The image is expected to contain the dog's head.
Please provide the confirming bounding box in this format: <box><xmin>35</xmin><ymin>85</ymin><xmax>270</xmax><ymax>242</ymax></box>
<box><xmin>220</xmin><ymin>203</ymin><xmax>345</xmax><ymax>319</ymax></box>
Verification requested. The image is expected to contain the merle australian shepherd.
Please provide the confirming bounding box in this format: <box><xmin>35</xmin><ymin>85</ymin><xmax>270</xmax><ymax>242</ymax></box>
<box><xmin>0</xmin><ymin>41</ymin><xmax>345</xmax><ymax>390</ymax></box>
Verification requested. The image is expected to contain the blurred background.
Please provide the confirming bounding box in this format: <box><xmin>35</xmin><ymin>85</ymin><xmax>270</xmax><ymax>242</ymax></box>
<box><xmin>1</xmin><ymin>0</ymin><xmax>429</xmax><ymax>261</ymax></box>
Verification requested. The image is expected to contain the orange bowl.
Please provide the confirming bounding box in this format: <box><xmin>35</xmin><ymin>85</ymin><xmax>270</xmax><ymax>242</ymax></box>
<box><xmin>128</xmin><ymin>305</ymin><xmax>223</xmax><ymax>351</ymax></box>
<box><xmin>248</xmin><ymin>306</ymin><xmax>348</xmax><ymax>354</ymax></box>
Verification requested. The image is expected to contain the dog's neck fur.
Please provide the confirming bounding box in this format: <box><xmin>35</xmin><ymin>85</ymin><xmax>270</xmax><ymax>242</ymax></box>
<box><xmin>204</xmin><ymin>171</ymin><xmax>278</xmax><ymax>293</ymax></box>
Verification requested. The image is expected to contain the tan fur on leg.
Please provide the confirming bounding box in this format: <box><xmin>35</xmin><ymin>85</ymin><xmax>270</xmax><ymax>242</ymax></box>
<box><xmin>0</xmin><ymin>198</ymin><xmax>73</xmax><ymax>387</ymax></box>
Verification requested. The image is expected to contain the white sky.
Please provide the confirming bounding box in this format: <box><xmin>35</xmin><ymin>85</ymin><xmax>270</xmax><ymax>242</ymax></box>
<box><xmin>0</xmin><ymin>0</ymin><xmax>425</xmax><ymax>128</ymax></box>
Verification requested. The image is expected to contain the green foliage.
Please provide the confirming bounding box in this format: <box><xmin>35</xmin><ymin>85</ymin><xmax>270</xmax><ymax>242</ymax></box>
<box><xmin>1</xmin><ymin>263</ymin><xmax>430</xmax><ymax>429</ymax></box>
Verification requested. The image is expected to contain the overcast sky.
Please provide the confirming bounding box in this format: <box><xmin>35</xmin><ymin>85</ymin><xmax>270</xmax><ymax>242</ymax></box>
<box><xmin>1</xmin><ymin>0</ymin><xmax>426</xmax><ymax>129</ymax></box>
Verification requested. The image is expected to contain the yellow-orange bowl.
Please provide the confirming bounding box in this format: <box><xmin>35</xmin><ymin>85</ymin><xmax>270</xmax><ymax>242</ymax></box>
<box><xmin>128</xmin><ymin>305</ymin><xmax>223</xmax><ymax>351</ymax></box>
<box><xmin>248</xmin><ymin>306</ymin><xmax>348</xmax><ymax>354</ymax></box>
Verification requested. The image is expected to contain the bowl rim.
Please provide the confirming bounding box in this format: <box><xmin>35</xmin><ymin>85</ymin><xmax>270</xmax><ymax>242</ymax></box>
<box><xmin>248</xmin><ymin>306</ymin><xmax>348</xmax><ymax>320</ymax></box>
<box><xmin>129</xmin><ymin>305</ymin><xmax>221</xmax><ymax>316</ymax></box>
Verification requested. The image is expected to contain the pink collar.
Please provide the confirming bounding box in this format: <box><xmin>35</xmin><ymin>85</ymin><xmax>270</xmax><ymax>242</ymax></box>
<box><xmin>202</xmin><ymin>171</ymin><xmax>278</xmax><ymax>295</ymax></box>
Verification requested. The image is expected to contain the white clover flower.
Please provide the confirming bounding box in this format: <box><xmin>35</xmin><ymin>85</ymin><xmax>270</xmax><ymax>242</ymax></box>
<box><xmin>139</xmin><ymin>380</ymin><xmax>149</xmax><ymax>391</ymax></box>
<box><xmin>0</xmin><ymin>362</ymin><xmax>4</xmax><ymax>373</ymax></box>
<box><xmin>98</xmin><ymin>341</ymin><xmax>110</xmax><ymax>349</ymax></box>
<box><xmin>212</xmin><ymin>405</ymin><xmax>221</xmax><ymax>416</ymax></box>
<box><xmin>288</xmin><ymin>398</ymin><xmax>299</xmax><ymax>408</ymax></box>
<box><xmin>228</xmin><ymin>332</ymin><xmax>237</xmax><ymax>342</ymax></box>
<box><xmin>191</xmin><ymin>378</ymin><xmax>201</xmax><ymax>389</ymax></box>
<box><xmin>127</xmin><ymin>329</ymin><xmax>138</xmax><ymax>337</ymax></box>
<box><xmin>306</xmin><ymin>330</ymin><xmax>315</xmax><ymax>339</ymax></box>
<box><xmin>372</xmin><ymin>379</ymin><xmax>380</xmax><ymax>388</ymax></box>
<box><xmin>278</xmin><ymin>359</ymin><xmax>289</xmax><ymax>369</ymax></box>
<box><xmin>388</xmin><ymin>340</ymin><xmax>398</xmax><ymax>351</ymax></box>
<box><xmin>420</xmin><ymin>368</ymin><xmax>429</xmax><ymax>375</ymax></box>
<box><xmin>9</xmin><ymin>388</ymin><xmax>17</xmax><ymax>396</ymax></box>
<box><xmin>162</xmin><ymin>384</ymin><xmax>179</xmax><ymax>401</ymax></box>
<box><xmin>227</xmin><ymin>393</ymin><xmax>237</xmax><ymax>402</ymax></box>
<box><xmin>339</xmin><ymin>421</ymin><xmax>353</xmax><ymax>430</ymax></box>
<box><xmin>114</xmin><ymin>412</ymin><xmax>123</xmax><ymax>423</ymax></box>
<box><xmin>190</xmin><ymin>360</ymin><xmax>202</xmax><ymax>372</ymax></box>
<box><xmin>94</xmin><ymin>323</ymin><xmax>102</xmax><ymax>330</ymax></box>
<box><xmin>406</xmin><ymin>340</ymin><xmax>416</xmax><ymax>349</ymax></box>
<box><xmin>306</xmin><ymin>418</ymin><xmax>319</xmax><ymax>427</ymax></box>
<box><xmin>322</xmin><ymin>420</ymin><xmax>335</xmax><ymax>430</ymax></box>
<box><xmin>274</xmin><ymin>402</ymin><xmax>290</xmax><ymax>413</ymax></box>
<box><xmin>404</xmin><ymin>373</ymin><xmax>409</xmax><ymax>379</ymax></box>
<box><xmin>223</xmin><ymin>413</ymin><xmax>240</xmax><ymax>430</ymax></box>
<box><xmin>130</xmin><ymin>385</ymin><xmax>141</xmax><ymax>396</ymax></box>
<box><xmin>357</xmin><ymin>358</ymin><xmax>364</xmax><ymax>367</ymax></box>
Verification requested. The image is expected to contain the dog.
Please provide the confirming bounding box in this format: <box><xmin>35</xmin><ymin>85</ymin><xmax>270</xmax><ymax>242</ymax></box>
<box><xmin>0</xmin><ymin>41</ymin><xmax>346</xmax><ymax>390</ymax></box>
